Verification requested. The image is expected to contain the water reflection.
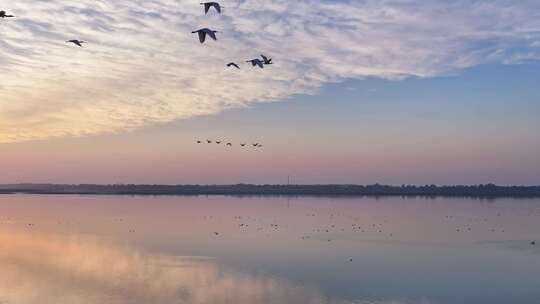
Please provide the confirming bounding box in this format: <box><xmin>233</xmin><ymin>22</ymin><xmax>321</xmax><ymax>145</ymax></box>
<box><xmin>0</xmin><ymin>230</ymin><xmax>331</xmax><ymax>304</ymax></box>
<box><xmin>1</xmin><ymin>195</ymin><xmax>540</xmax><ymax>304</ymax></box>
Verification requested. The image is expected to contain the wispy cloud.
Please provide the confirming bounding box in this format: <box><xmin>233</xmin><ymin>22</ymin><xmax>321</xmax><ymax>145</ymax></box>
<box><xmin>1</xmin><ymin>0</ymin><xmax>539</xmax><ymax>143</ymax></box>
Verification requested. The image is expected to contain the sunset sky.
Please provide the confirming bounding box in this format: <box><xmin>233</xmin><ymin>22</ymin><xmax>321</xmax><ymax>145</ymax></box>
<box><xmin>1</xmin><ymin>0</ymin><xmax>539</xmax><ymax>185</ymax></box>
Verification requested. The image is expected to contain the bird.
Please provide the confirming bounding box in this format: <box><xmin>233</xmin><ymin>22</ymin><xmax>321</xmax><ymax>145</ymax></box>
<box><xmin>216</xmin><ymin>141</ymin><xmax>222</xmax><ymax>144</ymax></box>
<box><xmin>66</xmin><ymin>40</ymin><xmax>85</xmax><ymax>47</ymax></box>
<box><xmin>207</xmin><ymin>140</ymin><xmax>212</xmax><ymax>143</ymax></box>
<box><xmin>0</xmin><ymin>11</ymin><xmax>15</xmax><ymax>18</ymax></box>
<box><xmin>197</xmin><ymin>140</ymin><xmax>202</xmax><ymax>144</ymax></box>
<box><xmin>226</xmin><ymin>143</ymin><xmax>232</xmax><ymax>146</ymax></box>
<box><xmin>247</xmin><ymin>59</ymin><xmax>264</xmax><ymax>69</ymax></box>
<box><xmin>252</xmin><ymin>143</ymin><xmax>259</xmax><ymax>147</ymax></box>
<box><xmin>192</xmin><ymin>28</ymin><xmax>218</xmax><ymax>43</ymax></box>
<box><xmin>240</xmin><ymin>143</ymin><xmax>246</xmax><ymax>147</ymax></box>
<box><xmin>201</xmin><ymin>2</ymin><xmax>222</xmax><ymax>14</ymax></box>
<box><xmin>227</xmin><ymin>62</ymin><xmax>240</xmax><ymax>69</ymax></box>
<box><xmin>532</xmin><ymin>241</ymin><xmax>537</xmax><ymax>246</ymax></box>
<box><xmin>260</xmin><ymin>54</ymin><xmax>273</xmax><ymax>65</ymax></box>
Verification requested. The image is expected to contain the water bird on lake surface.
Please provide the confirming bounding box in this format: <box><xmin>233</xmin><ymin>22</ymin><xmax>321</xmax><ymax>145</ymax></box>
<box><xmin>247</xmin><ymin>59</ymin><xmax>264</xmax><ymax>69</ymax></box>
<box><xmin>0</xmin><ymin>11</ymin><xmax>15</xmax><ymax>18</ymax></box>
<box><xmin>260</xmin><ymin>54</ymin><xmax>273</xmax><ymax>65</ymax></box>
<box><xmin>66</xmin><ymin>40</ymin><xmax>85</xmax><ymax>47</ymax></box>
<box><xmin>192</xmin><ymin>28</ymin><xmax>218</xmax><ymax>43</ymax></box>
<box><xmin>227</xmin><ymin>62</ymin><xmax>240</xmax><ymax>69</ymax></box>
<box><xmin>201</xmin><ymin>2</ymin><xmax>222</xmax><ymax>14</ymax></box>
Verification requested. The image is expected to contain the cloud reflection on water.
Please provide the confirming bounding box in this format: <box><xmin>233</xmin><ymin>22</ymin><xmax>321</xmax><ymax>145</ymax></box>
<box><xmin>0</xmin><ymin>230</ymin><xmax>335</xmax><ymax>304</ymax></box>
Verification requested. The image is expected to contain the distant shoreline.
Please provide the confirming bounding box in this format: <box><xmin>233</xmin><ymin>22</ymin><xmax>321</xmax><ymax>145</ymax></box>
<box><xmin>1</xmin><ymin>184</ymin><xmax>540</xmax><ymax>198</ymax></box>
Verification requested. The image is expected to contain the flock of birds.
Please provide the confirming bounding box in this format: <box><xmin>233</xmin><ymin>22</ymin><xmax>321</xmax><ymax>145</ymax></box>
<box><xmin>197</xmin><ymin>139</ymin><xmax>263</xmax><ymax>148</ymax></box>
<box><xmin>2</xmin><ymin>3</ymin><xmax>272</xmax><ymax>69</ymax></box>
<box><xmin>2</xmin><ymin>205</ymin><xmax>538</xmax><ymax>267</ymax></box>
<box><xmin>3</xmin><ymin>3</ymin><xmax>271</xmax><ymax>150</ymax></box>
<box><xmin>207</xmin><ymin>210</ymin><xmax>540</xmax><ymax>251</ymax></box>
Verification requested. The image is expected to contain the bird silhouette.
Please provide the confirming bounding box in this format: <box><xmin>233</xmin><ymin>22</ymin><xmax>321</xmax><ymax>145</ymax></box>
<box><xmin>0</xmin><ymin>11</ymin><xmax>15</xmax><ymax>18</ymax></box>
<box><xmin>260</xmin><ymin>54</ymin><xmax>273</xmax><ymax>65</ymax></box>
<box><xmin>532</xmin><ymin>241</ymin><xmax>537</xmax><ymax>245</ymax></box>
<box><xmin>240</xmin><ymin>143</ymin><xmax>246</xmax><ymax>147</ymax></box>
<box><xmin>197</xmin><ymin>140</ymin><xmax>202</xmax><ymax>144</ymax></box>
<box><xmin>201</xmin><ymin>2</ymin><xmax>222</xmax><ymax>14</ymax></box>
<box><xmin>226</xmin><ymin>143</ymin><xmax>232</xmax><ymax>146</ymax></box>
<box><xmin>66</xmin><ymin>40</ymin><xmax>85</xmax><ymax>47</ymax></box>
<box><xmin>247</xmin><ymin>59</ymin><xmax>264</xmax><ymax>69</ymax></box>
<box><xmin>227</xmin><ymin>62</ymin><xmax>240</xmax><ymax>69</ymax></box>
<box><xmin>252</xmin><ymin>143</ymin><xmax>259</xmax><ymax>147</ymax></box>
<box><xmin>216</xmin><ymin>141</ymin><xmax>222</xmax><ymax>144</ymax></box>
<box><xmin>192</xmin><ymin>28</ymin><xmax>218</xmax><ymax>43</ymax></box>
<box><xmin>207</xmin><ymin>140</ymin><xmax>212</xmax><ymax>143</ymax></box>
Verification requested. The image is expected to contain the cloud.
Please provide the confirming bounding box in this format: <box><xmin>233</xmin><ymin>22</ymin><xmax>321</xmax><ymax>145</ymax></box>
<box><xmin>0</xmin><ymin>0</ymin><xmax>539</xmax><ymax>143</ymax></box>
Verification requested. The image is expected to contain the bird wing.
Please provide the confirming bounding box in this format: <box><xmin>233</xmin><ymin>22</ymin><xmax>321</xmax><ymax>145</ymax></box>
<box><xmin>207</xmin><ymin>30</ymin><xmax>217</xmax><ymax>41</ymax></box>
<box><xmin>256</xmin><ymin>60</ymin><xmax>264</xmax><ymax>68</ymax></box>
<box><xmin>260</xmin><ymin>55</ymin><xmax>268</xmax><ymax>62</ymax></box>
<box><xmin>198</xmin><ymin>31</ymin><xmax>206</xmax><ymax>43</ymax></box>
<box><xmin>75</xmin><ymin>41</ymin><xmax>83</xmax><ymax>47</ymax></box>
<box><xmin>214</xmin><ymin>3</ymin><xmax>222</xmax><ymax>13</ymax></box>
<box><xmin>204</xmin><ymin>3</ymin><xmax>211</xmax><ymax>14</ymax></box>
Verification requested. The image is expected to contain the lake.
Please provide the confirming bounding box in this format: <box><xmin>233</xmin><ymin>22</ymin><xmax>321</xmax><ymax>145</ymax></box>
<box><xmin>0</xmin><ymin>195</ymin><xmax>539</xmax><ymax>304</ymax></box>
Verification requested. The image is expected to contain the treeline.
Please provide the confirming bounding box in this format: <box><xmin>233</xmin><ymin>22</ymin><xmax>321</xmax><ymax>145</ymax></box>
<box><xmin>1</xmin><ymin>183</ymin><xmax>540</xmax><ymax>197</ymax></box>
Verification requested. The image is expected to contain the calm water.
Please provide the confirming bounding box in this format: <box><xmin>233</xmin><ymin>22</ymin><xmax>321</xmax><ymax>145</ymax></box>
<box><xmin>0</xmin><ymin>195</ymin><xmax>539</xmax><ymax>304</ymax></box>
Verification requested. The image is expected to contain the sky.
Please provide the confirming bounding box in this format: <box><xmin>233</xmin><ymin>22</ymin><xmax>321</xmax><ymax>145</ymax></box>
<box><xmin>0</xmin><ymin>0</ymin><xmax>539</xmax><ymax>185</ymax></box>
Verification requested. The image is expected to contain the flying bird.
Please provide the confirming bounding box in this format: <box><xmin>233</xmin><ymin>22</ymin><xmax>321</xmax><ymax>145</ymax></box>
<box><xmin>227</xmin><ymin>62</ymin><xmax>240</xmax><ymax>69</ymax></box>
<box><xmin>192</xmin><ymin>28</ymin><xmax>218</xmax><ymax>43</ymax></box>
<box><xmin>252</xmin><ymin>143</ymin><xmax>259</xmax><ymax>147</ymax></box>
<box><xmin>201</xmin><ymin>2</ymin><xmax>222</xmax><ymax>14</ymax></box>
<box><xmin>216</xmin><ymin>141</ymin><xmax>222</xmax><ymax>144</ymax></box>
<box><xmin>197</xmin><ymin>140</ymin><xmax>202</xmax><ymax>144</ymax></box>
<box><xmin>260</xmin><ymin>54</ymin><xmax>273</xmax><ymax>65</ymax></box>
<box><xmin>240</xmin><ymin>143</ymin><xmax>246</xmax><ymax>147</ymax></box>
<box><xmin>0</xmin><ymin>11</ymin><xmax>15</xmax><ymax>18</ymax></box>
<box><xmin>247</xmin><ymin>59</ymin><xmax>264</xmax><ymax>69</ymax></box>
<box><xmin>207</xmin><ymin>140</ymin><xmax>212</xmax><ymax>143</ymax></box>
<box><xmin>226</xmin><ymin>143</ymin><xmax>232</xmax><ymax>146</ymax></box>
<box><xmin>66</xmin><ymin>40</ymin><xmax>85</xmax><ymax>47</ymax></box>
